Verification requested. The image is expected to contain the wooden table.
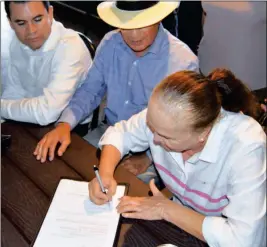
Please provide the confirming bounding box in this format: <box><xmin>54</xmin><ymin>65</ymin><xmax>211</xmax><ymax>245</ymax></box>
<box><xmin>1</xmin><ymin>121</ymin><xmax>208</xmax><ymax>247</ymax></box>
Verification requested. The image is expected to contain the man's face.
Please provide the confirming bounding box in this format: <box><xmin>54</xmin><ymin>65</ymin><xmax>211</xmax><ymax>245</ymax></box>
<box><xmin>120</xmin><ymin>23</ymin><xmax>159</xmax><ymax>57</ymax></box>
<box><xmin>8</xmin><ymin>1</ymin><xmax>53</xmax><ymax>50</ymax></box>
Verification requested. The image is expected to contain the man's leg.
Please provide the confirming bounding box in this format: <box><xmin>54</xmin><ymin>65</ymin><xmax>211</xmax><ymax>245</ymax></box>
<box><xmin>121</xmin><ymin>151</ymin><xmax>165</xmax><ymax>188</ymax></box>
<box><xmin>137</xmin><ymin>163</ymin><xmax>165</xmax><ymax>189</ymax></box>
<box><xmin>136</xmin><ymin>163</ymin><xmax>158</xmax><ymax>184</ymax></box>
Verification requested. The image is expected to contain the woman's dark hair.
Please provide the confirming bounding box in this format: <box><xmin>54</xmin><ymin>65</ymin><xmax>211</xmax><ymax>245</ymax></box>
<box><xmin>5</xmin><ymin>1</ymin><xmax>50</xmax><ymax>19</ymax></box>
<box><xmin>154</xmin><ymin>68</ymin><xmax>262</xmax><ymax>130</ymax></box>
<box><xmin>207</xmin><ymin>68</ymin><xmax>262</xmax><ymax>120</ymax></box>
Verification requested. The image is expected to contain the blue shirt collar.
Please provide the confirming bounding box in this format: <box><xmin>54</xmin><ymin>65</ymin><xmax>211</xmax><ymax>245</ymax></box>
<box><xmin>147</xmin><ymin>23</ymin><xmax>166</xmax><ymax>55</ymax></box>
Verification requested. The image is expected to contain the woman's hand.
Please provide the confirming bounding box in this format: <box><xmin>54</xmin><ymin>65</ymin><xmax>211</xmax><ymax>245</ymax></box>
<box><xmin>117</xmin><ymin>179</ymin><xmax>172</xmax><ymax>220</ymax></box>
<box><xmin>89</xmin><ymin>174</ymin><xmax>117</xmax><ymax>205</ymax></box>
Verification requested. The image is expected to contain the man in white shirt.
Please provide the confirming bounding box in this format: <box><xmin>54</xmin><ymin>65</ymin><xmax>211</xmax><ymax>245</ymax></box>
<box><xmin>1</xmin><ymin>1</ymin><xmax>92</xmax><ymax>126</ymax></box>
<box><xmin>1</xmin><ymin>2</ymin><xmax>14</xmax><ymax>94</ymax></box>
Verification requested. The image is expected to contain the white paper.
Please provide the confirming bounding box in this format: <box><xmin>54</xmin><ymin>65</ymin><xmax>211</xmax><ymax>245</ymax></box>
<box><xmin>33</xmin><ymin>179</ymin><xmax>126</xmax><ymax>247</ymax></box>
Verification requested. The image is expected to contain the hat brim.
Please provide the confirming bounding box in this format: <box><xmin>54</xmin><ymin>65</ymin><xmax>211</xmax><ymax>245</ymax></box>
<box><xmin>97</xmin><ymin>1</ymin><xmax>180</xmax><ymax>29</ymax></box>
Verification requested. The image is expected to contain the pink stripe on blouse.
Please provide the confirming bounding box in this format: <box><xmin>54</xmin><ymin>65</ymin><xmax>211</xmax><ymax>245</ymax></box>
<box><xmin>164</xmin><ymin>181</ymin><xmax>227</xmax><ymax>213</ymax></box>
<box><xmin>155</xmin><ymin>163</ymin><xmax>227</xmax><ymax>203</ymax></box>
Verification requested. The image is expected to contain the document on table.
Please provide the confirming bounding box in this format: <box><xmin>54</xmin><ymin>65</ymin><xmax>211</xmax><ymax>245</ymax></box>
<box><xmin>33</xmin><ymin>179</ymin><xmax>127</xmax><ymax>247</ymax></box>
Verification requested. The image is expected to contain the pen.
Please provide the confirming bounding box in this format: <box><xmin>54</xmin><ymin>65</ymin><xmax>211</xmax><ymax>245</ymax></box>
<box><xmin>93</xmin><ymin>165</ymin><xmax>106</xmax><ymax>194</ymax></box>
<box><xmin>93</xmin><ymin>165</ymin><xmax>112</xmax><ymax>209</ymax></box>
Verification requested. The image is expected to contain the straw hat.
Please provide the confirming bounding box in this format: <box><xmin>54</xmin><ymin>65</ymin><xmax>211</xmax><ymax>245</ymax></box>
<box><xmin>97</xmin><ymin>1</ymin><xmax>180</xmax><ymax>29</ymax></box>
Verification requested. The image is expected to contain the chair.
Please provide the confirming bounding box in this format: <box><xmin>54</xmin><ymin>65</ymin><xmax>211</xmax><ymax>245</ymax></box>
<box><xmin>77</xmin><ymin>32</ymin><xmax>96</xmax><ymax>58</ymax></box>
<box><xmin>74</xmin><ymin>32</ymin><xmax>100</xmax><ymax>134</ymax></box>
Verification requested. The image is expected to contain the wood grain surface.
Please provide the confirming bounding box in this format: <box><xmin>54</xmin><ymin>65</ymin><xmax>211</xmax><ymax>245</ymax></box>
<box><xmin>2</xmin><ymin>121</ymin><xmax>207</xmax><ymax>247</ymax></box>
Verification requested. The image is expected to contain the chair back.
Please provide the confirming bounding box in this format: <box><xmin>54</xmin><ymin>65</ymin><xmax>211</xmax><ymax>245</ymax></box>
<box><xmin>77</xmin><ymin>32</ymin><xmax>99</xmax><ymax>130</ymax></box>
<box><xmin>78</xmin><ymin>32</ymin><xmax>96</xmax><ymax>58</ymax></box>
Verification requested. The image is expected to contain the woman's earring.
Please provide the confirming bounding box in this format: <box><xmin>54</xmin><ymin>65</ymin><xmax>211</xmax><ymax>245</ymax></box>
<box><xmin>200</xmin><ymin>138</ymin><xmax>204</xmax><ymax>143</ymax></box>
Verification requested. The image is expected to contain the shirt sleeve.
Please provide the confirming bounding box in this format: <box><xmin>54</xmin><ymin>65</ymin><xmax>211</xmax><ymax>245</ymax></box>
<box><xmin>1</xmin><ymin>64</ymin><xmax>27</xmax><ymax>100</ymax></box>
<box><xmin>186</xmin><ymin>58</ymin><xmax>199</xmax><ymax>72</ymax></box>
<box><xmin>202</xmin><ymin>144</ymin><xmax>266</xmax><ymax>247</ymax></box>
<box><xmin>1</xmin><ymin>37</ymin><xmax>92</xmax><ymax>126</ymax></box>
<box><xmin>169</xmin><ymin>42</ymin><xmax>199</xmax><ymax>75</ymax></box>
<box><xmin>99</xmin><ymin>109</ymin><xmax>150</xmax><ymax>158</ymax></box>
<box><xmin>58</xmin><ymin>36</ymin><xmax>108</xmax><ymax>129</ymax></box>
<box><xmin>180</xmin><ymin>52</ymin><xmax>199</xmax><ymax>72</ymax></box>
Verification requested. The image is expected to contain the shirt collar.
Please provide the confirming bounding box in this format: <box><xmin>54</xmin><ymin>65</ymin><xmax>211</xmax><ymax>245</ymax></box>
<box><xmin>19</xmin><ymin>20</ymin><xmax>61</xmax><ymax>54</ymax></box>
<box><xmin>197</xmin><ymin>108</ymin><xmax>229</xmax><ymax>164</ymax></box>
<box><xmin>117</xmin><ymin>23</ymin><xmax>167</xmax><ymax>57</ymax></box>
<box><xmin>146</xmin><ymin>23</ymin><xmax>166</xmax><ymax>55</ymax></box>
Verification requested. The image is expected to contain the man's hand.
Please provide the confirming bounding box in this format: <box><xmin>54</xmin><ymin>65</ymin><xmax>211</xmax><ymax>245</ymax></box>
<box><xmin>121</xmin><ymin>152</ymin><xmax>151</xmax><ymax>175</ymax></box>
<box><xmin>117</xmin><ymin>179</ymin><xmax>172</xmax><ymax>220</ymax></box>
<box><xmin>33</xmin><ymin>123</ymin><xmax>71</xmax><ymax>163</ymax></box>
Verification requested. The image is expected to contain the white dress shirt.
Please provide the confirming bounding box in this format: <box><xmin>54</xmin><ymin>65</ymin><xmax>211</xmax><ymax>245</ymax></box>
<box><xmin>1</xmin><ymin>2</ymin><xmax>15</xmax><ymax>94</ymax></box>
<box><xmin>99</xmin><ymin>109</ymin><xmax>266</xmax><ymax>247</ymax></box>
<box><xmin>1</xmin><ymin>20</ymin><xmax>92</xmax><ymax>125</ymax></box>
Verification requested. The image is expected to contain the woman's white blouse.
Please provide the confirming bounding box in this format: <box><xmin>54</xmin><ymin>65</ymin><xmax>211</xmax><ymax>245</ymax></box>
<box><xmin>99</xmin><ymin>109</ymin><xmax>266</xmax><ymax>247</ymax></box>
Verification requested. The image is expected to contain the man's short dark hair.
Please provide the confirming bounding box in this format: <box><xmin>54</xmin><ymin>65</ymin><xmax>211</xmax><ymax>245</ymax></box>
<box><xmin>4</xmin><ymin>1</ymin><xmax>50</xmax><ymax>19</ymax></box>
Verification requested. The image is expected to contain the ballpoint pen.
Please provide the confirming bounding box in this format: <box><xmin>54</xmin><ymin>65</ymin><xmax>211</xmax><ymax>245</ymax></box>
<box><xmin>93</xmin><ymin>165</ymin><xmax>112</xmax><ymax>209</ymax></box>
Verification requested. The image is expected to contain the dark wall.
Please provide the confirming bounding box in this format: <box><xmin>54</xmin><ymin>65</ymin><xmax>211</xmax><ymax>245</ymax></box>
<box><xmin>177</xmin><ymin>1</ymin><xmax>203</xmax><ymax>55</ymax></box>
<box><xmin>52</xmin><ymin>1</ymin><xmax>113</xmax><ymax>45</ymax></box>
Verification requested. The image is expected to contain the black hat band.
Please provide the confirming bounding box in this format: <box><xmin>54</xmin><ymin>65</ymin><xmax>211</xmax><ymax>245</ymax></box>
<box><xmin>116</xmin><ymin>1</ymin><xmax>159</xmax><ymax>11</ymax></box>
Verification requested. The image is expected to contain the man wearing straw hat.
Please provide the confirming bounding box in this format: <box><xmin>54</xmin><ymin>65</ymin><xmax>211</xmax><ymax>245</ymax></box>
<box><xmin>34</xmin><ymin>1</ymin><xmax>198</xmax><ymax>183</ymax></box>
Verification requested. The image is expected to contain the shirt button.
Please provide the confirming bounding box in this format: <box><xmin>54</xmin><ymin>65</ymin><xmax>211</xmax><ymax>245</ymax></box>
<box><xmin>133</xmin><ymin>61</ymin><xmax>137</xmax><ymax>66</ymax></box>
<box><xmin>125</xmin><ymin>100</ymin><xmax>129</xmax><ymax>104</ymax></box>
<box><xmin>128</xmin><ymin>81</ymin><xmax>132</xmax><ymax>86</ymax></box>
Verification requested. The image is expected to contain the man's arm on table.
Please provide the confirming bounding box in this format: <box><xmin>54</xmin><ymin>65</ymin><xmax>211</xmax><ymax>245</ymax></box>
<box><xmin>33</xmin><ymin>36</ymin><xmax>110</xmax><ymax>163</ymax></box>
